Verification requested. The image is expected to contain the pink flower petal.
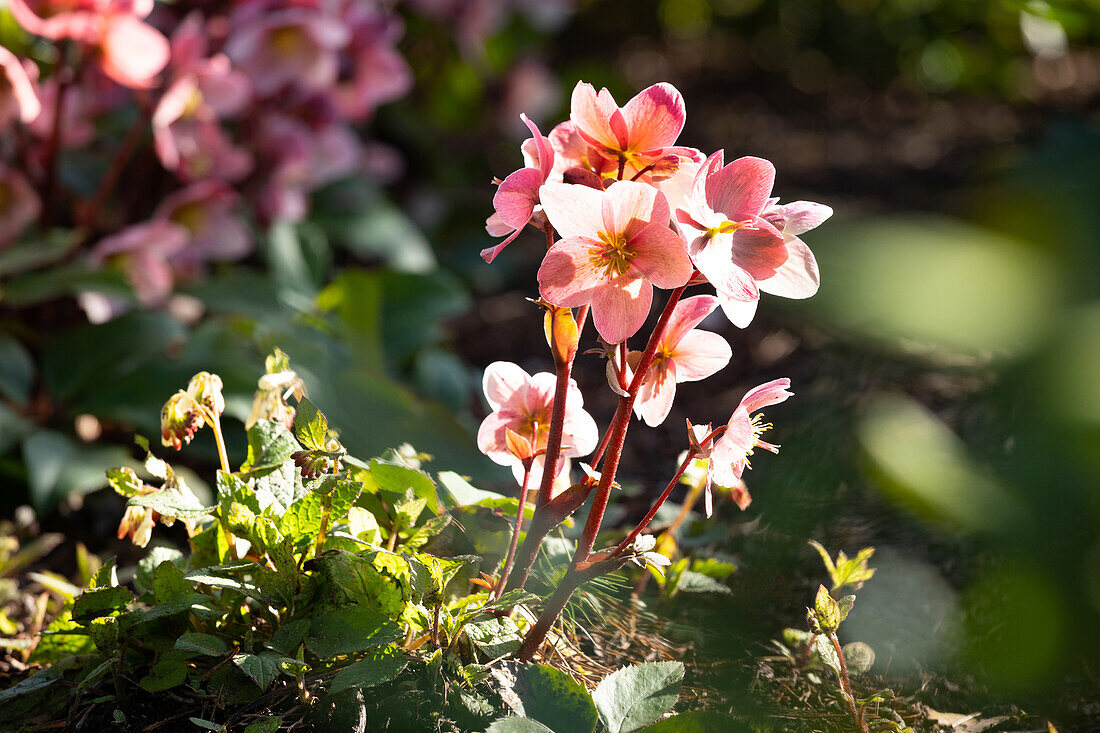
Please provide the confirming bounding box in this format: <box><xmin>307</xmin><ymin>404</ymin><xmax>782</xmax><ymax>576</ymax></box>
<box><xmin>692</xmin><ymin>233</ymin><xmax>759</xmax><ymax>302</ymax></box>
<box><xmin>477</xmin><ymin>410</ymin><xmax>520</xmax><ymax>464</ymax></box>
<box><xmin>717</xmin><ymin>291</ymin><xmax>759</xmax><ymax>328</ymax></box>
<box><xmin>480</xmin><ymin>225</ymin><xmax>521</xmax><ymax>264</ymax></box>
<box><xmin>672</xmin><ymin>330</ymin><xmax>731</xmax><ymax>381</ymax></box>
<box><xmin>0</xmin><ymin>47</ymin><xmax>40</xmax><ymax>123</ymax></box>
<box><xmin>622</xmin><ymin>82</ymin><xmax>685</xmax><ymax>153</ymax></box>
<box><xmin>728</xmin><ymin>221</ymin><xmax>788</xmax><ymax>280</ymax></box>
<box><xmin>591</xmin><ymin>277</ymin><xmax>652</xmax><ymax>344</ymax></box>
<box><xmin>520</xmin><ymin>113</ymin><xmax>554</xmax><ymax>181</ymax></box>
<box><xmin>539</xmin><ymin>182</ymin><xmax>604</xmax><ymax>239</ymax></box>
<box><xmin>537</xmin><ymin>236</ymin><xmax>610</xmax><ymax>307</ymax></box>
<box><xmin>771</xmin><ymin>201</ymin><xmax>832</xmax><ymax>235</ymax></box>
<box><xmin>662</xmin><ymin>294</ymin><xmax>718</xmax><ymax>347</ymax></box>
<box><xmin>757</xmin><ymin>236</ymin><xmax>820</xmax><ymax>299</ymax></box>
<box><xmin>629</xmin><ymin>224</ymin><xmax>692</xmax><ymax>289</ymax></box>
<box><xmin>101</xmin><ymin>15</ymin><xmax>170</xmax><ymax>89</ymax></box>
<box><xmin>493</xmin><ymin>167</ymin><xmax>543</xmax><ymax>230</ymax></box>
<box><xmin>634</xmin><ymin>361</ymin><xmax>677</xmax><ymax>427</ymax></box>
<box><xmin>706</xmin><ymin>156</ymin><xmax>775</xmax><ymax>221</ymax></box>
<box><xmin>482</xmin><ymin>361</ymin><xmax>531</xmax><ymax>412</ymax></box>
<box><xmin>740</xmin><ymin>377</ymin><xmax>793</xmax><ymax>414</ymax></box>
<box><xmin>570</xmin><ymin>81</ymin><xmax>621</xmax><ymax>153</ymax></box>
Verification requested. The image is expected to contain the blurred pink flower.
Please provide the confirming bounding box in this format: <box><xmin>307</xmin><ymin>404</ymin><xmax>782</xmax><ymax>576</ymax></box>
<box><xmin>27</xmin><ymin>78</ymin><xmax>95</xmax><ymax>146</ymax></box>
<box><xmin>153</xmin><ymin>75</ymin><xmax>254</xmax><ymax>182</ymax></box>
<box><xmin>0</xmin><ymin>164</ymin><xmax>41</xmax><ymax>249</ymax></box>
<box><xmin>477</xmin><ymin>361</ymin><xmax>598</xmax><ymax>492</ymax></box>
<box><xmin>628</xmin><ymin>295</ymin><xmax>731</xmax><ymax>427</ymax></box>
<box><xmin>90</xmin><ymin>220</ymin><xmax>189</xmax><ymax>306</ymax></box>
<box><xmin>482</xmin><ymin>114</ymin><xmax>554</xmax><ymax>263</ymax></box>
<box><xmin>332</xmin><ymin>5</ymin><xmax>412</xmax><ymax>121</ymax></box>
<box><xmin>675</xmin><ymin>150</ymin><xmax>790</xmax><ymax>327</ymax></box>
<box><xmin>0</xmin><ymin>47</ymin><xmax>41</xmax><ymax>126</ymax></box>
<box><xmin>225</xmin><ymin>8</ymin><xmax>349</xmax><ymax>98</ymax></box>
<box><xmin>154</xmin><ymin>180</ymin><xmax>251</xmax><ymax>274</ymax></box>
<box><xmin>9</xmin><ymin>0</ymin><xmax>169</xmax><ymax>88</ymax></box>
<box><xmin>537</xmin><ymin>180</ymin><xmax>691</xmax><ymax>344</ymax></box>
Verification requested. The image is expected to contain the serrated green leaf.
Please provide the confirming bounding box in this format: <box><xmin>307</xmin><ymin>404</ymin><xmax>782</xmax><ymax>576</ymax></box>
<box><xmin>465</xmin><ymin>617</ymin><xmax>522</xmax><ymax>659</ymax></box>
<box><xmin>461</xmin><ymin>590</ymin><xmax>540</xmax><ymax>623</ymax></box>
<box><xmin>814</xmin><ymin>585</ymin><xmax>840</xmax><ymax>632</ymax></box>
<box><xmin>268</xmin><ymin>618</ymin><xmax>309</xmax><ymax>656</ymax></box>
<box><xmin>129</xmin><ymin>490</ymin><xmax>213</xmax><ymax>520</ymax></box>
<box><xmin>306</xmin><ymin>605</ymin><xmax>402</xmax><ymax>659</ymax></box>
<box><xmin>328</xmin><ymin>645</ymin><xmax>407</xmax><ymax>693</ymax></box>
<box><xmin>811</xmin><ymin>634</ymin><xmax>840</xmax><ymax>673</ymax></box>
<box><xmin>242</xmin><ymin>421</ymin><xmax>300</xmax><ymax>472</ymax></box>
<box><xmin>403</xmin><ymin>513</ymin><xmax>451</xmax><ymax>550</ymax></box>
<box><xmin>87</xmin><ymin>615</ymin><xmax>118</xmax><ymax>651</ymax></box>
<box><xmin>189</xmin><ymin>717</ymin><xmax>224</xmax><ymax>731</ymax></box>
<box><xmin>436</xmin><ymin>471</ymin><xmax>507</xmax><ymax>509</ymax></box>
<box><xmin>140</xmin><ymin>652</ymin><xmax>190</xmax><ymax>692</ymax></box>
<box><xmin>233</xmin><ymin>652</ymin><xmax>282</xmax><ymax>690</ymax></box>
<box><xmin>836</xmin><ymin>595</ymin><xmax>855</xmax><ymax>623</ymax></box>
<box><xmin>515</xmin><ymin>663</ymin><xmax>597</xmax><ymax>733</ymax></box>
<box><xmin>106</xmin><ymin>467</ymin><xmax>144</xmax><ymax>499</ymax></box>
<box><xmin>72</xmin><ymin>586</ymin><xmax>132</xmax><ymax>622</ymax></box>
<box><xmin>0</xmin><ymin>657</ymin><xmax>75</xmax><ymax>705</ymax></box>
<box><xmin>639</xmin><ymin>711</ymin><xmax>742</xmax><ymax>731</ymax></box>
<box><xmin>592</xmin><ymin>661</ymin><xmax>684</xmax><ymax>733</ymax></box>
<box><xmin>175</xmin><ymin>633</ymin><xmax>229</xmax><ymax>657</ymax></box>
<box><xmin>314</xmin><ymin>550</ymin><xmax>406</xmax><ymax>617</ymax></box>
<box><xmin>294</xmin><ymin>398</ymin><xmax>329</xmax><ymax>451</ymax></box>
<box><xmin>90</xmin><ymin>558</ymin><xmax>118</xmax><ymax>588</ymax></box>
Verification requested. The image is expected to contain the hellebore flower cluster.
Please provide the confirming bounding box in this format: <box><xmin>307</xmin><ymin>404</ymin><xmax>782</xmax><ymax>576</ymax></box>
<box><xmin>479</xmin><ymin>80</ymin><xmax>829</xmax><ymax>659</ymax></box>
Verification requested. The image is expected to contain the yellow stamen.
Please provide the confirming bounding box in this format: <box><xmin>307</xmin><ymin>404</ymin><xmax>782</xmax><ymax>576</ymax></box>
<box><xmin>589</xmin><ymin>230</ymin><xmax>637</xmax><ymax>278</ymax></box>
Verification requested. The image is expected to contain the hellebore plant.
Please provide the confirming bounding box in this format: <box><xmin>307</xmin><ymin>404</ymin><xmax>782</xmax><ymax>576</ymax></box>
<box><xmin>480</xmin><ymin>80</ymin><xmax>830</xmax><ymax>660</ymax></box>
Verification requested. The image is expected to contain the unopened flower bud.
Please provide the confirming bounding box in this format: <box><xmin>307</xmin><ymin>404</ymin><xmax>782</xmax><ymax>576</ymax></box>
<box><xmin>542</xmin><ymin>303</ymin><xmax>579</xmax><ymax>366</ymax></box>
<box><xmin>187</xmin><ymin>371</ymin><xmax>224</xmax><ymax>418</ymax></box>
<box><xmin>161</xmin><ymin>391</ymin><xmax>204</xmax><ymax>450</ymax></box>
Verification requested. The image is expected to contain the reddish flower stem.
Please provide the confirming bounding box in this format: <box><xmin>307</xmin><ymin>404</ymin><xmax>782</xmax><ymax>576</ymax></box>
<box><xmin>573</xmin><ymin>284</ymin><xmax>686</xmax><ymax>562</ymax></box>
<box><xmin>614</xmin><ymin>449</ymin><xmax>696</xmax><ymax>555</ymax></box>
<box><xmin>514</xmin><ymin>284</ymin><xmax>687</xmax><ymax>658</ymax></box>
<box><xmin>494</xmin><ymin>460</ymin><xmax>532</xmax><ymax>599</ymax></box>
<box><xmin>828</xmin><ymin>630</ymin><xmax>869</xmax><ymax>733</ymax></box>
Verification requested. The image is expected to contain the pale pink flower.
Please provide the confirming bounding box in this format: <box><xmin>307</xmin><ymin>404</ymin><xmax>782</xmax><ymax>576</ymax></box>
<box><xmin>482</xmin><ymin>114</ymin><xmax>554</xmax><ymax>263</ymax></box>
<box><xmin>154</xmin><ymin>181</ymin><xmax>251</xmax><ymax>273</ymax></box>
<box><xmin>89</xmin><ymin>220</ymin><xmax>189</xmax><ymax>306</ymax></box>
<box><xmin>627</xmin><ymin>295</ymin><xmax>731</xmax><ymax>427</ymax></box>
<box><xmin>152</xmin><ymin>75</ymin><xmax>254</xmax><ymax>182</ymax></box>
<box><xmin>675</xmin><ymin>150</ymin><xmax>790</xmax><ymax>327</ymax></box>
<box><xmin>332</xmin><ymin>6</ymin><xmax>412</xmax><ymax>121</ymax></box>
<box><xmin>0</xmin><ymin>164</ymin><xmax>41</xmax><ymax>249</ymax></box>
<box><xmin>225</xmin><ymin>9</ymin><xmax>349</xmax><ymax>98</ymax></box>
<box><xmin>537</xmin><ymin>180</ymin><xmax>692</xmax><ymax>344</ymax></box>
<box><xmin>569</xmin><ymin>81</ymin><xmax>691</xmax><ymax>179</ymax></box>
<box><xmin>0</xmin><ymin>47</ymin><xmax>41</xmax><ymax>126</ymax></box>
<box><xmin>696</xmin><ymin>378</ymin><xmax>792</xmax><ymax>515</ymax></box>
<box><xmin>477</xmin><ymin>361</ymin><xmax>598</xmax><ymax>492</ymax></box>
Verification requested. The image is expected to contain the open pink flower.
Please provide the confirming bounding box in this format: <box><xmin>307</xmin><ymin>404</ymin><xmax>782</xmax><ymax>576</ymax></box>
<box><xmin>477</xmin><ymin>361</ymin><xmax>598</xmax><ymax>492</ymax></box>
<box><xmin>482</xmin><ymin>114</ymin><xmax>554</xmax><ymax>263</ymax></box>
<box><xmin>89</xmin><ymin>220</ymin><xmax>189</xmax><ymax>306</ymax></box>
<box><xmin>627</xmin><ymin>295</ymin><xmax>731</xmax><ymax>427</ymax></box>
<box><xmin>570</xmin><ymin>81</ymin><xmax>688</xmax><ymax>178</ymax></box>
<box><xmin>332</xmin><ymin>5</ymin><xmax>412</xmax><ymax>121</ymax></box>
<box><xmin>675</xmin><ymin>151</ymin><xmax>791</xmax><ymax>327</ymax></box>
<box><xmin>695</xmin><ymin>378</ymin><xmax>792</xmax><ymax>515</ymax></box>
<box><xmin>537</xmin><ymin>180</ymin><xmax>692</xmax><ymax>344</ymax></box>
<box><xmin>10</xmin><ymin>0</ymin><xmax>169</xmax><ymax>88</ymax></box>
<box><xmin>225</xmin><ymin>9</ymin><xmax>349</xmax><ymax>98</ymax></box>
<box><xmin>154</xmin><ymin>181</ymin><xmax>251</xmax><ymax>274</ymax></box>
<box><xmin>153</xmin><ymin>75</ymin><xmax>254</xmax><ymax>183</ymax></box>
<box><xmin>754</xmin><ymin>198</ymin><xmax>829</xmax><ymax>302</ymax></box>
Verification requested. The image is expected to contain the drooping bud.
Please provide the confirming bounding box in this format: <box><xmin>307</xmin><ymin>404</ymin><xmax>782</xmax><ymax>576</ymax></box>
<box><xmin>504</xmin><ymin>427</ymin><xmax>534</xmax><ymax>462</ymax></box>
<box><xmin>186</xmin><ymin>371</ymin><xmax>224</xmax><ymax>418</ymax></box>
<box><xmin>160</xmin><ymin>391</ymin><xmax>205</xmax><ymax>450</ymax></box>
<box><xmin>542</xmin><ymin>301</ymin><xmax>579</xmax><ymax>366</ymax></box>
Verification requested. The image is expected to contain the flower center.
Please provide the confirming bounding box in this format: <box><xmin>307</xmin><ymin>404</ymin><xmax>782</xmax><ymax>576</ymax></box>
<box><xmin>590</xmin><ymin>230</ymin><xmax>636</xmax><ymax>278</ymax></box>
<box><xmin>706</xmin><ymin>218</ymin><xmax>754</xmax><ymax>239</ymax></box>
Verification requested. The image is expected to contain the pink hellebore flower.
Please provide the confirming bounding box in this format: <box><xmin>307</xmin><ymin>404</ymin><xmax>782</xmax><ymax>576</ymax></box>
<box><xmin>482</xmin><ymin>114</ymin><xmax>554</xmax><ymax>263</ymax></box>
<box><xmin>89</xmin><ymin>220</ymin><xmax>189</xmax><ymax>306</ymax></box>
<box><xmin>153</xmin><ymin>74</ymin><xmax>254</xmax><ymax>183</ymax></box>
<box><xmin>225</xmin><ymin>9</ymin><xmax>349</xmax><ymax>98</ymax></box>
<box><xmin>677</xmin><ymin>151</ymin><xmax>821</xmax><ymax>327</ymax></box>
<box><xmin>477</xmin><ymin>361</ymin><xmax>598</xmax><ymax>494</ymax></box>
<box><xmin>9</xmin><ymin>0</ymin><xmax>169</xmax><ymax>88</ymax></box>
<box><xmin>628</xmin><ymin>295</ymin><xmax>732</xmax><ymax>427</ymax></box>
<box><xmin>332</xmin><ymin>6</ymin><xmax>412</xmax><ymax>121</ymax></box>
<box><xmin>696</xmin><ymin>378</ymin><xmax>792</xmax><ymax>516</ymax></box>
<box><xmin>537</xmin><ymin>180</ymin><xmax>692</xmax><ymax>344</ymax></box>
<box><xmin>0</xmin><ymin>164</ymin><xmax>42</xmax><ymax>249</ymax></box>
<box><xmin>154</xmin><ymin>180</ymin><xmax>252</xmax><ymax>274</ymax></box>
<box><xmin>570</xmin><ymin>81</ymin><xmax>689</xmax><ymax>179</ymax></box>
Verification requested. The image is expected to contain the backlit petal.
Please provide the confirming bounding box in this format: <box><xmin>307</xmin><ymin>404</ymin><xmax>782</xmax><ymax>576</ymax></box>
<box><xmin>706</xmin><ymin>156</ymin><xmax>775</xmax><ymax>220</ymax></box>
<box><xmin>622</xmin><ymin>82</ymin><xmax>686</xmax><ymax>152</ymax></box>
<box><xmin>539</xmin><ymin>182</ymin><xmax>604</xmax><ymax>239</ymax></box>
<box><xmin>757</xmin><ymin>236</ymin><xmax>820</xmax><ymax>299</ymax></box>
<box><xmin>672</xmin><ymin>330</ymin><xmax>731</xmax><ymax>382</ymax></box>
<box><xmin>538</xmin><ymin>236</ymin><xmax>610</xmax><ymax>307</ymax></box>
<box><xmin>482</xmin><ymin>361</ymin><xmax>530</xmax><ymax>412</ymax></box>
<box><xmin>739</xmin><ymin>377</ymin><xmax>793</xmax><ymax>414</ymax></box>
<box><xmin>591</xmin><ymin>277</ymin><xmax>652</xmax><ymax>344</ymax></box>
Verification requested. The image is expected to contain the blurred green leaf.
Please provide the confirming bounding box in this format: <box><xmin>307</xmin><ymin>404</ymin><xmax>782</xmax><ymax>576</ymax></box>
<box><xmin>0</xmin><ymin>337</ymin><xmax>33</xmax><ymax>404</ymax></box>
<box><xmin>0</xmin><ymin>230</ymin><xmax>78</xmax><ymax>277</ymax></box>
<box><xmin>22</xmin><ymin>430</ymin><xmax>132</xmax><ymax>510</ymax></box>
